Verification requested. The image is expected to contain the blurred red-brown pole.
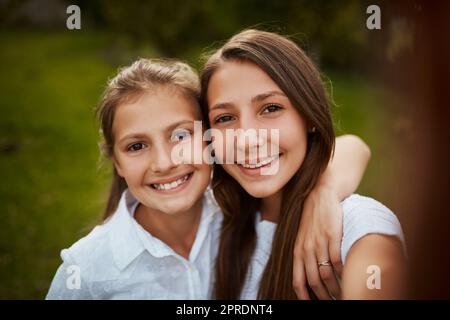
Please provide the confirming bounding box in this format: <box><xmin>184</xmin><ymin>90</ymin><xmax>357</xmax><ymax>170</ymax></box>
<box><xmin>384</xmin><ymin>0</ymin><xmax>450</xmax><ymax>299</ymax></box>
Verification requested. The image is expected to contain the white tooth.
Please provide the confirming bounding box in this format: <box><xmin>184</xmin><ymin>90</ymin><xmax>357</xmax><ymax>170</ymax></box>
<box><xmin>153</xmin><ymin>174</ymin><xmax>190</xmax><ymax>191</ymax></box>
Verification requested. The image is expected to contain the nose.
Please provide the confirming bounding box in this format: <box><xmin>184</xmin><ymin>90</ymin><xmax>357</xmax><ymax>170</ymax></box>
<box><xmin>150</xmin><ymin>142</ymin><xmax>177</xmax><ymax>173</ymax></box>
<box><xmin>235</xmin><ymin>113</ymin><xmax>265</xmax><ymax>157</ymax></box>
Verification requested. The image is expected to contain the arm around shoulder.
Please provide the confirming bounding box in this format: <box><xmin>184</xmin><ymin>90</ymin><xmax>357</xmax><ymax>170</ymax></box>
<box><xmin>326</xmin><ymin>134</ymin><xmax>371</xmax><ymax>200</ymax></box>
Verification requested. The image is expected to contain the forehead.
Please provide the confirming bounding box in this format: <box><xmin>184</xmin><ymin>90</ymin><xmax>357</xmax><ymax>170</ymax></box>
<box><xmin>113</xmin><ymin>87</ymin><xmax>199</xmax><ymax>135</ymax></box>
<box><xmin>207</xmin><ymin>60</ymin><xmax>282</xmax><ymax>106</ymax></box>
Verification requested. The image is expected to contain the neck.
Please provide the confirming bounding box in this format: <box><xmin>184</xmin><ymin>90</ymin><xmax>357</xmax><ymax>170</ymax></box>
<box><xmin>260</xmin><ymin>191</ymin><xmax>282</xmax><ymax>222</ymax></box>
<box><xmin>134</xmin><ymin>198</ymin><xmax>203</xmax><ymax>259</ymax></box>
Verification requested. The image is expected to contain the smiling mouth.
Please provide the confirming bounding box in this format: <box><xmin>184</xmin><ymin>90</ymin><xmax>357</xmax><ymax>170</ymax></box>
<box><xmin>150</xmin><ymin>173</ymin><xmax>192</xmax><ymax>191</ymax></box>
<box><xmin>237</xmin><ymin>154</ymin><xmax>281</xmax><ymax>169</ymax></box>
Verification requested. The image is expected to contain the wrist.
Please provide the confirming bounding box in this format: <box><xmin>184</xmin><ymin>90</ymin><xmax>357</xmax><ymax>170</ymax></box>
<box><xmin>309</xmin><ymin>179</ymin><xmax>338</xmax><ymax>204</ymax></box>
<box><xmin>315</xmin><ymin>171</ymin><xmax>339</xmax><ymax>194</ymax></box>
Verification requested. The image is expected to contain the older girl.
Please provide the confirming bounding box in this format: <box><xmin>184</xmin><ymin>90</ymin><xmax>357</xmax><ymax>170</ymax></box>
<box><xmin>201</xmin><ymin>29</ymin><xmax>406</xmax><ymax>299</ymax></box>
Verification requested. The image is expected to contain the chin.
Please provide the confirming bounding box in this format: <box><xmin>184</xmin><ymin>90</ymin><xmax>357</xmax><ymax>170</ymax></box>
<box><xmin>157</xmin><ymin>202</ymin><xmax>193</xmax><ymax>215</ymax></box>
<box><xmin>239</xmin><ymin>181</ymin><xmax>281</xmax><ymax>199</ymax></box>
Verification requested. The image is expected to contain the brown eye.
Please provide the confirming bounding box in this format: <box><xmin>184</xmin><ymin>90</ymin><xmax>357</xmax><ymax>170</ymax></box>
<box><xmin>262</xmin><ymin>104</ymin><xmax>282</xmax><ymax>114</ymax></box>
<box><xmin>127</xmin><ymin>142</ymin><xmax>146</xmax><ymax>152</ymax></box>
<box><xmin>214</xmin><ymin>114</ymin><xmax>235</xmax><ymax>124</ymax></box>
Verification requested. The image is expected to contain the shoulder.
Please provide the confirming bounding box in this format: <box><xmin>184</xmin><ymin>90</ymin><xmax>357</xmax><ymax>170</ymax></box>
<box><xmin>46</xmin><ymin>221</ymin><xmax>118</xmax><ymax>299</ymax></box>
<box><xmin>342</xmin><ymin>194</ymin><xmax>395</xmax><ymax>217</ymax></box>
<box><xmin>60</xmin><ymin>219</ymin><xmax>120</xmax><ymax>282</ymax></box>
<box><xmin>340</xmin><ymin>194</ymin><xmax>405</xmax><ymax>263</ymax></box>
<box><xmin>340</xmin><ymin>195</ymin><xmax>407</xmax><ymax>298</ymax></box>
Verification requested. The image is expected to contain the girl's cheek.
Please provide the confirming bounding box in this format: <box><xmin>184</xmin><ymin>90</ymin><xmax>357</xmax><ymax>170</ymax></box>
<box><xmin>175</xmin><ymin>142</ymin><xmax>205</xmax><ymax>165</ymax></box>
<box><xmin>125</xmin><ymin>155</ymin><xmax>148</xmax><ymax>173</ymax></box>
<box><xmin>277</xmin><ymin>114</ymin><xmax>307</xmax><ymax>144</ymax></box>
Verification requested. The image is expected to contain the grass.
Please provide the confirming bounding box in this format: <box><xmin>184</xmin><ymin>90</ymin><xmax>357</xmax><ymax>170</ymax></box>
<box><xmin>0</xmin><ymin>30</ymin><xmax>115</xmax><ymax>299</ymax></box>
<box><xmin>0</xmin><ymin>30</ymin><xmax>399</xmax><ymax>299</ymax></box>
<box><xmin>328</xmin><ymin>71</ymin><xmax>405</xmax><ymax>205</ymax></box>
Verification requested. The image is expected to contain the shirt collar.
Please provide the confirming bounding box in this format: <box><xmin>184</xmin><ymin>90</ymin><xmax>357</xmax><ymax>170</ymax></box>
<box><xmin>187</xmin><ymin>187</ymin><xmax>221</xmax><ymax>262</ymax></box>
<box><xmin>108</xmin><ymin>188</ymin><xmax>221</xmax><ymax>270</ymax></box>
<box><xmin>108</xmin><ymin>189</ymin><xmax>145</xmax><ymax>271</ymax></box>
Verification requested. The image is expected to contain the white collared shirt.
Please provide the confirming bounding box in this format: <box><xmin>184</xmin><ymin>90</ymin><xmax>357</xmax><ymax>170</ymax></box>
<box><xmin>239</xmin><ymin>194</ymin><xmax>406</xmax><ymax>299</ymax></box>
<box><xmin>46</xmin><ymin>188</ymin><xmax>223</xmax><ymax>300</ymax></box>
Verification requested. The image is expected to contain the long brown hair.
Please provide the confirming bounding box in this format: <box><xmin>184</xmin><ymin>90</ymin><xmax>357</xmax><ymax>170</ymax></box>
<box><xmin>95</xmin><ymin>58</ymin><xmax>200</xmax><ymax>220</ymax></box>
<box><xmin>200</xmin><ymin>29</ymin><xmax>335</xmax><ymax>299</ymax></box>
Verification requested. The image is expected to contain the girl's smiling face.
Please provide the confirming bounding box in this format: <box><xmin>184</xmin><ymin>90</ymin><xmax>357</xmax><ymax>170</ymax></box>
<box><xmin>207</xmin><ymin>60</ymin><xmax>308</xmax><ymax>198</ymax></box>
<box><xmin>112</xmin><ymin>86</ymin><xmax>211</xmax><ymax>215</ymax></box>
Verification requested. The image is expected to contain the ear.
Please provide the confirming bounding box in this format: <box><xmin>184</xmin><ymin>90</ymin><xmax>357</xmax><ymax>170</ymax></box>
<box><xmin>112</xmin><ymin>154</ymin><xmax>124</xmax><ymax>178</ymax></box>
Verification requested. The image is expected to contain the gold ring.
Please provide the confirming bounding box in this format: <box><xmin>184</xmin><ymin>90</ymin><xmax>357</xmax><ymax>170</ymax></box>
<box><xmin>318</xmin><ymin>260</ymin><xmax>332</xmax><ymax>267</ymax></box>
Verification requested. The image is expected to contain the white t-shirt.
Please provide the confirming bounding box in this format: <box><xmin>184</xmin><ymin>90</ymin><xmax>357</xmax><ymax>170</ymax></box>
<box><xmin>46</xmin><ymin>188</ymin><xmax>223</xmax><ymax>299</ymax></box>
<box><xmin>239</xmin><ymin>194</ymin><xmax>406</xmax><ymax>299</ymax></box>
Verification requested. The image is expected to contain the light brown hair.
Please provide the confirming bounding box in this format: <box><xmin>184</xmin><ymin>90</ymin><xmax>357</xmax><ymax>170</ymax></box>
<box><xmin>95</xmin><ymin>58</ymin><xmax>200</xmax><ymax>220</ymax></box>
<box><xmin>200</xmin><ymin>29</ymin><xmax>335</xmax><ymax>299</ymax></box>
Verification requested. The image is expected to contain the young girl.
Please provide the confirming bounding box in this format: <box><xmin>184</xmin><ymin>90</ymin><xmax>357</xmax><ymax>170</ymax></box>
<box><xmin>46</xmin><ymin>58</ymin><xmax>369</xmax><ymax>299</ymax></box>
<box><xmin>201</xmin><ymin>29</ymin><xmax>407</xmax><ymax>299</ymax></box>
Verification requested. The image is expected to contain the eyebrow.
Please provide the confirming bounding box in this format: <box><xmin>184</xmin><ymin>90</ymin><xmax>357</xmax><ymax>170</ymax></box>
<box><xmin>209</xmin><ymin>91</ymin><xmax>287</xmax><ymax>112</ymax></box>
<box><xmin>251</xmin><ymin>91</ymin><xmax>287</xmax><ymax>103</ymax></box>
<box><xmin>117</xmin><ymin>120</ymin><xmax>194</xmax><ymax>144</ymax></box>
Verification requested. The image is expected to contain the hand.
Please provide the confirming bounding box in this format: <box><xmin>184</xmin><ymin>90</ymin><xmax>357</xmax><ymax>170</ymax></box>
<box><xmin>292</xmin><ymin>184</ymin><xmax>344</xmax><ymax>300</ymax></box>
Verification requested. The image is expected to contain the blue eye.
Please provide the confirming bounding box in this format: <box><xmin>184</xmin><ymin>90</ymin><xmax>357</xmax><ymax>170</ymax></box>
<box><xmin>214</xmin><ymin>115</ymin><xmax>235</xmax><ymax>124</ymax></box>
<box><xmin>127</xmin><ymin>142</ymin><xmax>146</xmax><ymax>152</ymax></box>
<box><xmin>171</xmin><ymin>129</ymin><xmax>191</xmax><ymax>143</ymax></box>
<box><xmin>262</xmin><ymin>104</ymin><xmax>282</xmax><ymax>114</ymax></box>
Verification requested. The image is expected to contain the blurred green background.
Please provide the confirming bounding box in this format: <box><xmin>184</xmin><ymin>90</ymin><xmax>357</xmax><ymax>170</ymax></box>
<box><xmin>0</xmin><ymin>0</ymin><xmax>411</xmax><ymax>299</ymax></box>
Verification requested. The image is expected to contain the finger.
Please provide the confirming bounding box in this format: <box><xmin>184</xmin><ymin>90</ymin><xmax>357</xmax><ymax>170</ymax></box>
<box><xmin>304</xmin><ymin>250</ymin><xmax>332</xmax><ymax>300</ymax></box>
<box><xmin>292</xmin><ymin>257</ymin><xmax>310</xmax><ymax>300</ymax></box>
<box><xmin>329</xmin><ymin>231</ymin><xmax>343</xmax><ymax>277</ymax></box>
<box><xmin>317</xmin><ymin>256</ymin><xmax>341</xmax><ymax>300</ymax></box>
